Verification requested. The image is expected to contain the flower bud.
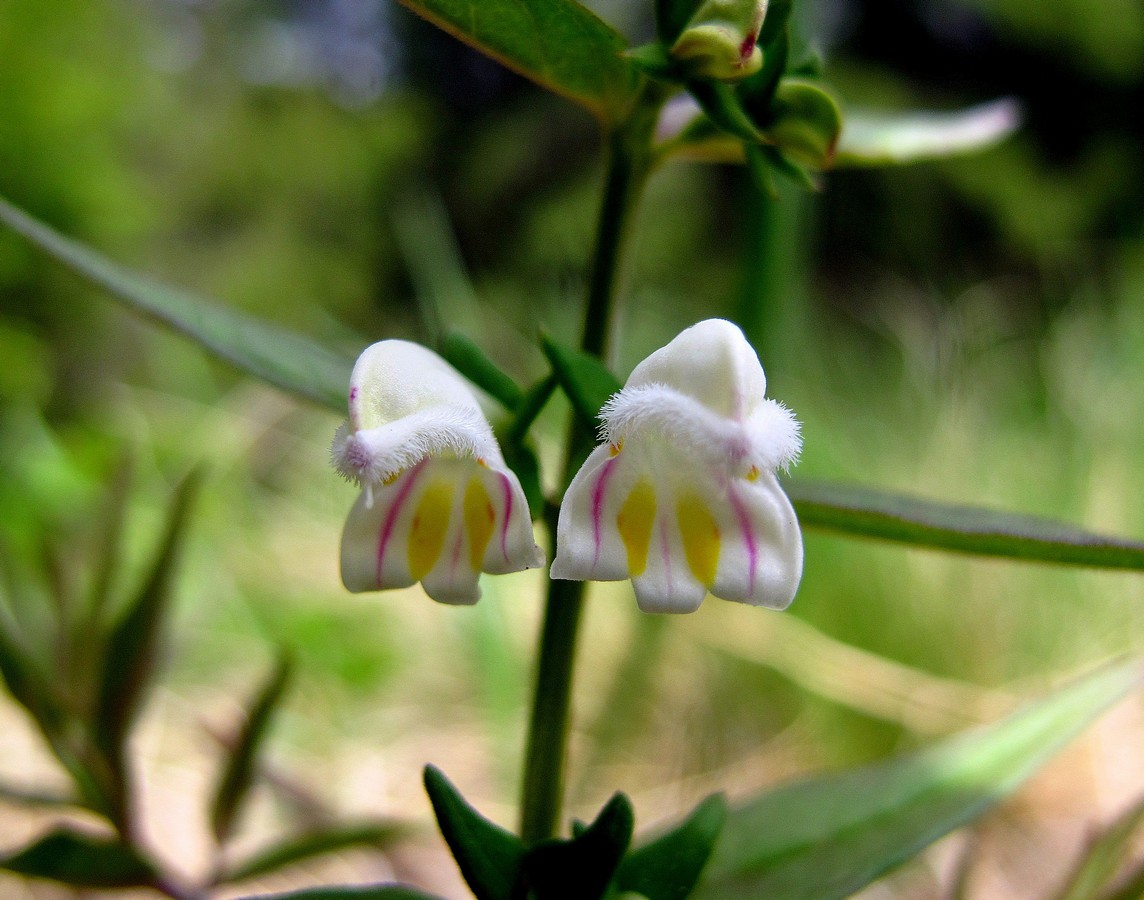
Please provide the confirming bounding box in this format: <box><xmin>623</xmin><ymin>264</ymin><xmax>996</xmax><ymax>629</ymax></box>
<box><xmin>670</xmin><ymin>0</ymin><xmax>767</xmax><ymax>81</ymax></box>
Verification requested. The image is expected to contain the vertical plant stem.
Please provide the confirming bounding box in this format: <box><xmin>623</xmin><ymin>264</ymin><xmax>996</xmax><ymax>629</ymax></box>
<box><xmin>519</xmin><ymin>88</ymin><xmax>664</xmax><ymax>845</ymax></box>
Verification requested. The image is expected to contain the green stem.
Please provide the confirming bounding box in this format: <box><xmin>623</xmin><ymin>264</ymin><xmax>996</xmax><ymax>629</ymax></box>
<box><xmin>518</xmin><ymin>86</ymin><xmax>665</xmax><ymax>845</ymax></box>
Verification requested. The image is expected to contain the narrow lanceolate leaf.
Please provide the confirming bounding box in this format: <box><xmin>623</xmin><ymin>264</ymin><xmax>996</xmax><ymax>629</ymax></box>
<box><xmin>440</xmin><ymin>331</ymin><xmax>524</xmax><ymax>411</ymax></box>
<box><xmin>787</xmin><ymin>479</ymin><xmax>1144</xmax><ymax>570</ymax></box>
<box><xmin>211</xmin><ymin>654</ymin><xmax>294</xmax><ymax>844</ymax></box>
<box><xmin>696</xmin><ymin>658</ymin><xmax>1144</xmax><ymax>899</ymax></box>
<box><xmin>395</xmin><ymin>0</ymin><xmax>642</xmax><ymax>123</ymax></box>
<box><xmin>94</xmin><ymin>471</ymin><xmax>201</xmax><ymax>774</ymax></box>
<box><xmin>540</xmin><ymin>334</ymin><xmax>621</xmax><ymax>430</ymax></box>
<box><xmin>0</xmin><ymin>197</ymin><xmax>352</xmax><ymax>413</ymax></box>
<box><xmin>0</xmin><ymin>829</ymin><xmax>158</xmax><ymax>889</ymax></box>
<box><xmin>617</xmin><ymin>794</ymin><xmax>726</xmax><ymax>900</ymax></box>
<box><xmin>423</xmin><ymin>765</ymin><xmax>525</xmax><ymax>900</ymax></box>
<box><xmin>222</xmin><ymin>822</ymin><xmax>410</xmax><ymax>883</ymax></box>
<box><xmin>835</xmin><ymin>98</ymin><xmax>1021</xmax><ymax>167</ymax></box>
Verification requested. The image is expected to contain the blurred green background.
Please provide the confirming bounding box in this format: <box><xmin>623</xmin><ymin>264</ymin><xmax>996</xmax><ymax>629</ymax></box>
<box><xmin>2</xmin><ymin>0</ymin><xmax>1144</xmax><ymax>895</ymax></box>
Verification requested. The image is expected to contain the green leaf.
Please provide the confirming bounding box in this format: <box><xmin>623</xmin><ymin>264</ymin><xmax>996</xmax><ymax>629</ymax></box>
<box><xmin>0</xmin><ymin>196</ymin><xmax>352</xmax><ymax>413</ymax></box>
<box><xmin>423</xmin><ymin>764</ymin><xmax>525</xmax><ymax>900</ymax></box>
<box><xmin>243</xmin><ymin>887</ymin><xmax>445</xmax><ymax>900</ymax></box>
<box><xmin>696</xmin><ymin>658</ymin><xmax>1144</xmax><ymax>899</ymax></box>
<box><xmin>835</xmin><ymin>98</ymin><xmax>1021</xmax><ymax>167</ymax></box>
<box><xmin>617</xmin><ymin>794</ymin><xmax>727</xmax><ymax>900</ymax></box>
<box><xmin>211</xmin><ymin>653</ymin><xmax>294</xmax><ymax>844</ymax></box>
<box><xmin>787</xmin><ymin>479</ymin><xmax>1144</xmax><ymax>569</ymax></box>
<box><xmin>0</xmin><ymin>828</ymin><xmax>158</xmax><ymax>889</ymax></box>
<box><xmin>395</xmin><ymin>0</ymin><xmax>641</xmax><ymax>123</ymax></box>
<box><xmin>440</xmin><ymin>332</ymin><xmax>524</xmax><ymax>411</ymax></box>
<box><xmin>759</xmin><ymin>78</ymin><xmax>841</xmax><ymax>169</ymax></box>
<box><xmin>1052</xmin><ymin>795</ymin><xmax>1144</xmax><ymax>900</ymax></box>
<box><xmin>757</xmin><ymin>0</ymin><xmax>792</xmax><ymax>48</ymax></box>
<box><xmin>522</xmin><ymin>793</ymin><xmax>634</xmax><ymax>899</ymax></box>
<box><xmin>93</xmin><ymin>471</ymin><xmax>201</xmax><ymax>807</ymax></box>
<box><xmin>539</xmin><ymin>334</ymin><xmax>621</xmax><ymax>430</ymax></box>
<box><xmin>223</xmin><ymin>823</ymin><xmax>410</xmax><ymax>883</ymax></box>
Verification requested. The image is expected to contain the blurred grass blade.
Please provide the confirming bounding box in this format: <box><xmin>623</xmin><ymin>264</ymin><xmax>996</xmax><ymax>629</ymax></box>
<box><xmin>696</xmin><ymin>657</ymin><xmax>1144</xmax><ymax>899</ymax></box>
<box><xmin>0</xmin><ymin>196</ymin><xmax>352</xmax><ymax>413</ymax></box>
<box><xmin>788</xmin><ymin>479</ymin><xmax>1144</xmax><ymax>569</ymax></box>
<box><xmin>211</xmin><ymin>653</ymin><xmax>294</xmax><ymax>844</ymax></box>
<box><xmin>0</xmin><ymin>610</ymin><xmax>66</xmax><ymax>738</ymax></box>
<box><xmin>423</xmin><ymin>765</ymin><xmax>525</xmax><ymax>900</ymax></box>
<box><xmin>1052</xmin><ymin>795</ymin><xmax>1144</xmax><ymax>900</ymax></box>
<box><xmin>94</xmin><ymin>471</ymin><xmax>201</xmax><ymax>803</ymax></box>
<box><xmin>617</xmin><ymin>793</ymin><xmax>726</xmax><ymax>900</ymax></box>
<box><xmin>222</xmin><ymin>822</ymin><xmax>409</xmax><ymax>884</ymax></box>
<box><xmin>395</xmin><ymin>0</ymin><xmax>641</xmax><ymax>123</ymax></box>
<box><xmin>247</xmin><ymin>886</ymin><xmax>446</xmax><ymax>899</ymax></box>
<box><xmin>836</xmin><ymin>98</ymin><xmax>1021</xmax><ymax>166</ymax></box>
<box><xmin>440</xmin><ymin>332</ymin><xmax>524</xmax><ymax>410</ymax></box>
<box><xmin>85</xmin><ymin>455</ymin><xmax>135</xmax><ymax>625</ymax></box>
<box><xmin>540</xmin><ymin>334</ymin><xmax>622</xmax><ymax>430</ymax></box>
<box><xmin>0</xmin><ymin>829</ymin><xmax>158</xmax><ymax>889</ymax></box>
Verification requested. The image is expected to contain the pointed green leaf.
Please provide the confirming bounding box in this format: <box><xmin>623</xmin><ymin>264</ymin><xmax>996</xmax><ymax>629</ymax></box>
<box><xmin>395</xmin><ymin>0</ymin><xmax>642</xmax><ymax>123</ymax></box>
<box><xmin>223</xmin><ymin>822</ymin><xmax>410</xmax><ymax>884</ymax></box>
<box><xmin>618</xmin><ymin>794</ymin><xmax>727</xmax><ymax>900</ymax></box>
<box><xmin>211</xmin><ymin>653</ymin><xmax>294</xmax><ymax>844</ymax></box>
<box><xmin>94</xmin><ymin>471</ymin><xmax>201</xmax><ymax>788</ymax></box>
<box><xmin>757</xmin><ymin>0</ymin><xmax>792</xmax><ymax>48</ymax></box>
<box><xmin>522</xmin><ymin>793</ymin><xmax>634</xmax><ymax>898</ymax></box>
<box><xmin>835</xmin><ymin>98</ymin><xmax>1021</xmax><ymax>167</ymax></box>
<box><xmin>1052</xmin><ymin>795</ymin><xmax>1144</xmax><ymax>900</ymax></box>
<box><xmin>423</xmin><ymin>765</ymin><xmax>525</xmax><ymax>900</ymax></box>
<box><xmin>0</xmin><ymin>829</ymin><xmax>158</xmax><ymax>889</ymax></box>
<box><xmin>0</xmin><ymin>196</ymin><xmax>353</xmax><ymax>413</ymax></box>
<box><xmin>539</xmin><ymin>335</ymin><xmax>621</xmax><ymax>430</ymax></box>
<box><xmin>241</xmin><ymin>887</ymin><xmax>445</xmax><ymax>900</ymax></box>
<box><xmin>696</xmin><ymin>658</ymin><xmax>1144</xmax><ymax>899</ymax></box>
<box><xmin>787</xmin><ymin>479</ymin><xmax>1144</xmax><ymax>569</ymax></box>
<box><xmin>439</xmin><ymin>332</ymin><xmax>524</xmax><ymax>411</ymax></box>
<box><xmin>686</xmin><ymin>79</ymin><xmax>762</xmax><ymax>142</ymax></box>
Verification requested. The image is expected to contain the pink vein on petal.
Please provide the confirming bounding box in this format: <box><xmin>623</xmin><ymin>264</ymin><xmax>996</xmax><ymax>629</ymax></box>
<box><xmin>659</xmin><ymin>516</ymin><xmax>673</xmax><ymax>597</ymax></box>
<box><xmin>375</xmin><ymin>459</ymin><xmax>428</xmax><ymax>587</ymax></box>
<box><xmin>728</xmin><ymin>486</ymin><xmax>758</xmax><ymax>596</ymax></box>
<box><xmin>497</xmin><ymin>471</ymin><xmax>513</xmax><ymax>562</ymax></box>
<box><xmin>591</xmin><ymin>455</ymin><xmax>621</xmax><ymax>568</ymax></box>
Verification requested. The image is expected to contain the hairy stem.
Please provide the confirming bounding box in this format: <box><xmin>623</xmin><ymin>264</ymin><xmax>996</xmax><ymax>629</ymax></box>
<box><xmin>518</xmin><ymin>86</ymin><xmax>665</xmax><ymax>844</ymax></box>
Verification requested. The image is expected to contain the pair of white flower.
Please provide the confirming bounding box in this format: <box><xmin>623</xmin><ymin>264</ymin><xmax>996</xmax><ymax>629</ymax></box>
<box><xmin>331</xmin><ymin>319</ymin><xmax>803</xmax><ymax>614</ymax></box>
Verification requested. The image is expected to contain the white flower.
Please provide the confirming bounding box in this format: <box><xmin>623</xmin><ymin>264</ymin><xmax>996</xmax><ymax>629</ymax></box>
<box><xmin>331</xmin><ymin>340</ymin><xmax>544</xmax><ymax>604</ymax></box>
<box><xmin>550</xmin><ymin>319</ymin><xmax>803</xmax><ymax>613</ymax></box>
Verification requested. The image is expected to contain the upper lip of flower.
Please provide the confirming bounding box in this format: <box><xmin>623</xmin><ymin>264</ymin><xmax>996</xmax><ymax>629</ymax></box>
<box><xmin>550</xmin><ymin>318</ymin><xmax>804</xmax><ymax>614</ymax></box>
<box><xmin>331</xmin><ymin>339</ymin><xmax>544</xmax><ymax>603</ymax></box>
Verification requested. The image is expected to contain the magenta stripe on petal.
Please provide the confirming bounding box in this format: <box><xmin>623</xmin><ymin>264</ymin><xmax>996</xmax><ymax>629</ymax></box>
<box><xmin>591</xmin><ymin>456</ymin><xmax>621</xmax><ymax>568</ymax></box>
<box><xmin>497</xmin><ymin>470</ymin><xmax>513</xmax><ymax>562</ymax></box>
<box><xmin>376</xmin><ymin>459</ymin><xmax>428</xmax><ymax>587</ymax></box>
<box><xmin>728</xmin><ymin>486</ymin><xmax>758</xmax><ymax>595</ymax></box>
